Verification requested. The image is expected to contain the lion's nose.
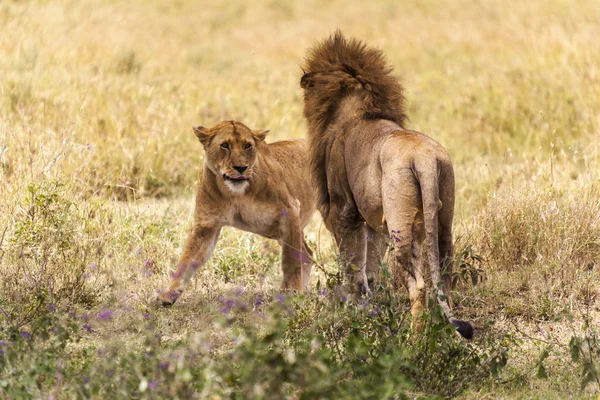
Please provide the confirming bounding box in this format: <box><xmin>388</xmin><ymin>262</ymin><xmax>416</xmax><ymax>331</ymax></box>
<box><xmin>233</xmin><ymin>166</ymin><xmax>248</xmax><ymax>174</ymax></box>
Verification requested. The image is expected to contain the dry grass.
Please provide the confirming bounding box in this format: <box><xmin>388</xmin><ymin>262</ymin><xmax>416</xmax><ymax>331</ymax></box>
<box><xmin>1</xmin><ymin>0</ymin><xmax>600</xmax><ymax>398</ymax></box>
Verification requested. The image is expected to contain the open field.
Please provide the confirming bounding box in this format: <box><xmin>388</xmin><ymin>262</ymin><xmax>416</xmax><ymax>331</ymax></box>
<box><xmin>1</xmin><ymin>0</ymin><xmax>599</xmax><ymax>398</ymax></box>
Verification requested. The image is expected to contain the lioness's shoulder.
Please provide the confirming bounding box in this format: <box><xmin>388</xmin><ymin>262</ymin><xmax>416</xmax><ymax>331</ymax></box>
<box><xmin>267</xmin><ymin>138</ymin><xmax>307</xmax><ymax>150</ymax></box>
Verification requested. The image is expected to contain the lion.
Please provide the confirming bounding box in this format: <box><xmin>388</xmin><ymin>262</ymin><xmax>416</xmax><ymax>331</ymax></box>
<box><xmin>300</xmin><ymin>31</ymin><xmax>473</xmax><ymax>339</ymax></box>
<box><xmin>157</xmin><ymin>121</ymin><xmax>317</xmax><ymax>306</ymax></box>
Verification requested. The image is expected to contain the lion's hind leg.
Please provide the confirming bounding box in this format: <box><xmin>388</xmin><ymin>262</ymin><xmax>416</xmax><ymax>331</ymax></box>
<box><xmin>389</xmin><ymin>215</ymin><xmax>425</xmax><ymax>333</ymax></box>
<box><xmin>381</xmin><ymin>168</ymin><xmax>426</xmax><ymax>332</ymax></box>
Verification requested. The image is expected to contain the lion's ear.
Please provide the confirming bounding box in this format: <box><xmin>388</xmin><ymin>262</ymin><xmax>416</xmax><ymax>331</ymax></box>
<box><xmin>253</xmin><ymin>129</ymin><xmax>269</xmax><ymax>143</ymax></box>
<box><xmin>300</xmin><ymin>72</ymin><xmax>316</xmax><ymax>89</ymax></box>
<box><xmin>193</xmin><ymin>126</ymin><xmax>213</xmax><ymax>146</ymax></box>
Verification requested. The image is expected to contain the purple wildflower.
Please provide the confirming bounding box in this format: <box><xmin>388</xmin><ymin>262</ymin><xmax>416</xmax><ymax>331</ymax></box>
<box><xmin>84</xmin><ymin>377</ymin><xmax>90</xmax><ymax>383</ymax></box>
<box><xmin>88</xmin><ymin>262</ymin><xmax>97</xmax><ymax>271</ymax></box>
<box><xmin>277</xmin><ymin>294</ymin><xmax>286</xmax><ymax>303</ymax></box>
<box><xmin>0</xmin><ymin>340</ymin><xmax>6</xmax><ymax>346</ymax></box>
<box><xmin>235</xmin><ymin>286</ymin><xmax>244</xmax><ymax>296</ymax></box>
<box><xmin>159</xmin><ymin>362</ymin><xmax>169</xmax><ymax>369</ymax></box>
<box><xmin>98</xmin><ymin>310</ymin><xmax>112</xmax><ymax>320</ymax></box>
<box><xmin>220</xmin><ymin>299</ymin><xmax>235</xmax><ymax>313</ymax></box>
<box><xmin>338</xmin><ymin>293</ymin><xmax>348</xmax><ymax>303</ymax></box>
<box><xmin>143</xmin><ymin>313</ymin><xmax>151</xmax><ymax>320</ymax></box>
<box><xmin>319</xmin><ymin>288</ymin><xmax>328</xmax><ymax>297</ymax></box>
<box><xmin>141</xmin><ymin>260</ymin><xmax>154</xmax><ymax>278</ymax></box>
<box><xmin>0</xmin><ymin>350</ymin><xmax>4</xmax><ymax>355</ymax></box>
<box><xmin>48</xmin><ymin>304</ymin><xmax>56</xmax><ymax>312</ymax></box>
<box><xmin>141</xmin><ymin>269</ymin><xmax>153</xmax><ymax>278</ymax></box>
<box><xmin>84</xmin><ymin>272</ymin><xmax>92</xmax><ymax>280</ymax></box>
<box><xmin>369</xmin><ymin>306</ymin><xmax>380</xmax><ymax>318</ymax></box>
<box><xmin>148</xmin><ymin>381</ymin><xmax>157</xmax><ymax>389</ymax></box>
<box><xmin>81</xmin><ymin>313</ymin><xmax>90</xmax><ymax>321</ymax></box>
<box><xmin>84</xmin><ymin>323</ymin><xmax>92</xmax><ymax>333</ymax></box>
<box><xmin>20</xmin><ymin>332</ymin><xmax>30</xmax><ymax>339</ymax></box>
<box><xmin>281</xmin><ymin>209</ymin><xmax>289</xmax><ymax>217</ymax></box>
<box><xmin>254</xmin><ymin>295</ymin><xmax>263</xmax><ymax>307</ymax></box>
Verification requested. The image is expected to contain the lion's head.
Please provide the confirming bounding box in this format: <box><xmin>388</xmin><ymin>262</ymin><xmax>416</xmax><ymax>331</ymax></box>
<box><xmin>193</xmin><ymin>121</ymin><xmax>268</xmax><ymax>194</ymax></box>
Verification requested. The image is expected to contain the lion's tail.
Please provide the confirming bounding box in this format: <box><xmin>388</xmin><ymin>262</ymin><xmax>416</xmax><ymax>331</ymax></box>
<box><xmin>418</xmin><ymin>159</ymin><xmax>473</xmax><ymax>340</ymax></box>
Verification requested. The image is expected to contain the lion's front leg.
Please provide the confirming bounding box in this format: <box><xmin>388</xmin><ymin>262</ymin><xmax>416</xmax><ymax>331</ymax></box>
<box><xmin>326</xmin><ymin>208</ymin><xmax>368</xmax><ymax>296</ymax></box>
<box><xmin>157</xmin><ymin>225</ymin><xmax>221</xmax><ymax>306</ymax></box>
<box><xmin>301</xmin><ymin>239</ymin><xmax>314</xmax><ymax>290</ymax></box>
<box><xmin>366</xmin><ymin>226</ymin><xmax>387</xmax><ymax>288</ymax></box>
<box><xmin>280</xmin><ymin>208</ymin><xmax>305</xmax><ymax>292</ymax></box>
<box><xmin>338</xmin><ymin>227</ymin><xmax>368</xmax><ymax>296</ymax></box>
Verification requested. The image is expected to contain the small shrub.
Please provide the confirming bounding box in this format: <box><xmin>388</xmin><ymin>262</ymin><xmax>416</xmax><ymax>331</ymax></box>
<box><xmin>0</xmin><ymin>284</ymin><xmax>513</xmax><ymax>399</ymax></box>
<box><xmin>0</xmin><ymin>181</ymin><xmax>106</xmax><ymax>332</ymax></box>
<box><xmin>569</xmin><ymin>311</ymin><xmax>600</xmax><ymax>390</ymax></box>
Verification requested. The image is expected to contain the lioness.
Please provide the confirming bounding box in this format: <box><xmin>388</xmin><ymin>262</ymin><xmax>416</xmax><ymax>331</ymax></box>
<box><xmin>300</xmin><ymin>31</ymin><xmax>473</xmax><ymax>338</ymax></box>
<box><xmin>157</xmin><ymin>121</ymin><xmax>316</xmax><ymax>306</ymax></box>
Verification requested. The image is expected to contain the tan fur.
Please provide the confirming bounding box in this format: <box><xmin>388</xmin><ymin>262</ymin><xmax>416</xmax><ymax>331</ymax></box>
<box><xmin>157</xmin><ymin>121</ymin><xmax>317</xmax><ymax>306</ymax></box>
<box><xmin>301</xmin><ymin>31</ymin><xmax>472</xmax><ymax>338</ymax></box>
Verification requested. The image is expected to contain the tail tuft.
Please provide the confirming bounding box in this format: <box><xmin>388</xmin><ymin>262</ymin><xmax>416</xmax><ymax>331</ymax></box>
<box><xmin>450</xmin><ymin>318</ymin><xmax>474</xmax><ymax>339</ymax></box>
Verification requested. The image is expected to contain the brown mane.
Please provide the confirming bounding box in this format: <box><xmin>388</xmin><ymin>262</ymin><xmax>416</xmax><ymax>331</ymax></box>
<box><xmin>300</xmin><ymin>30</ymin><xmax>408</xmax><ymax>215</ymax></box>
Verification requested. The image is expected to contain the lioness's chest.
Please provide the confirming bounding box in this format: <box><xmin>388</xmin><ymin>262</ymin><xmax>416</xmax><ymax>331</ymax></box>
<box><xmin>228</xmin><ymin>200</ymin><xmax>283</xmax><ymax>239</ymax></box>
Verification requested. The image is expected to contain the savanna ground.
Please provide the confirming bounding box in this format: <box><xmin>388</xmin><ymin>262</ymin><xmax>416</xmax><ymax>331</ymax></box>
<box><xmin>1</xmin><ymin>0</ymin><xmax>600</xmax><ymax>398</ymax></box>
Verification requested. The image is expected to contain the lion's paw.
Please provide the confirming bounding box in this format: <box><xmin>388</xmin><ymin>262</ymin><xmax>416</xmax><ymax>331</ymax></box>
<box><xmin>153</xmin><ymin>290</ymin><xmax>182</xmax><ymax>307</ymax></box>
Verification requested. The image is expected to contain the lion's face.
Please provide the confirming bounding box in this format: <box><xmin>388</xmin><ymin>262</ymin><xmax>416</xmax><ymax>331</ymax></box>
<box><xmin>193</xmin><ymin>121</ymin><xmax>268</xmax><ymax>194</ymax></box>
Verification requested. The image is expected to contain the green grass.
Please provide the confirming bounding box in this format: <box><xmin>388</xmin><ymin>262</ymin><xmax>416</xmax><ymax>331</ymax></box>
<box><xmin>1</xmin><ymin>0</ymin><xmax>600</xmax><ymax>398</ymax></box>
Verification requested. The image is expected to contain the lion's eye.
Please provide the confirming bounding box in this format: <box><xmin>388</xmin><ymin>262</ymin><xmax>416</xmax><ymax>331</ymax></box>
<box><xmin>244</xmin><ymin>143</ymin><xmax>252</xmax><ymax>150</ymax></box>
<box><xmin>220</xmin><ymin>143</ymin><xmax>229</xmax><ymax>149</ymax></box>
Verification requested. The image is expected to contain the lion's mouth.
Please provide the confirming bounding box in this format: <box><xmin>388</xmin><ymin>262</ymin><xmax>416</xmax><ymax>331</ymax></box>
<box><xmin>223</xmin><ymin>174</ymin><xmax>250</xmax><ymax>182</ymax></box>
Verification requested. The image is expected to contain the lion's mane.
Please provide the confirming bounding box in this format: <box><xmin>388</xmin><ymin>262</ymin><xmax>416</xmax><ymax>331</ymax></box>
<box><xmin>301</xmin><ymin>30</ymin><xmax>408</xmax><ymax>215</ymax></box>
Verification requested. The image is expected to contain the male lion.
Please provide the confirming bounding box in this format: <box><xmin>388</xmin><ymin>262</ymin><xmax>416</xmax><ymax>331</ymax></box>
<box><xmin>300</xmin><ymin>31</ymin><xmax>473</xmax><ymax>339</ymax></box>
<box><xmin>157</xmin><ymin>121</ymin><xmax>316</xmax><ymax>306</ymax></box>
